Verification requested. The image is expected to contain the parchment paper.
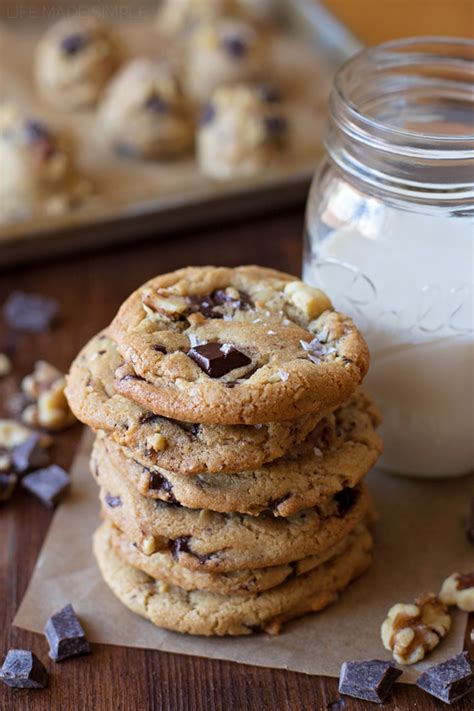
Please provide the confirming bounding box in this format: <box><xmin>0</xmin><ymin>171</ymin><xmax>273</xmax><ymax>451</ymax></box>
<box><xmin>14</xmin><ymin>429</ymin><xmax>473</xmax><ymax>683</ymax></box>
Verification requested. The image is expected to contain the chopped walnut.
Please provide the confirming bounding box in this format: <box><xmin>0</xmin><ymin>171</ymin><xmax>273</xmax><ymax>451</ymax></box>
<box><xmin>0</xmin><ymin>418</ymin><xmax>51</xmax><ymax>472</ymax></box>
<box><xmin>381</xmin><ymin>594</ymin><xmax>451</xmax><ymax>665</ymax></box>
<box><xmin>146</xmin><ymin>433</ymin><xmax>167</xmax><ymax>452</ymax></box>
<box><xmin>21</xmin><ymin>361</ymin><xmax>75</xmax><ymax>432</ymax></box>
<box><xmin>0</xmin><ymin>353</ymin><xmax>12</xmax><ymax>378</ymax></box>
<box><xmin>142</xmin><ymin>288</ymin><xmax>188</xmax><ymax>317</ymax></box>
<box><xmin>283</xmin><ymin>282</ymin><xmax>332</xmax><ymax>320</ymax></box>
<box><xmin>142</xmin><ymin>535</ymin><xmax>156</xmax><ymax>555</ymax></box>
<box><xmin>439</xmin><ymin>572</ymin><xmax>474</xmax><ymax>613</ymax></box>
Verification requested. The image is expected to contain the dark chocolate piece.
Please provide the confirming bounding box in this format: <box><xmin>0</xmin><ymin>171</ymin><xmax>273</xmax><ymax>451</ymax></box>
<box><xmin>169</xmin><ymin>536</ymin><xmax>192</xmax><ymax>560</ymax></box>
<box><xmin>200</xmin><ymin>102</ymin><xmax>216</xmax><ymax>126</ymax></box>
<box><xmin>188</xmin><ymin>288</ymin><xmax>252</xmax><ymax>318</ymax></box>
<box><xmin>334</xmin><ymin>487</ymin><xmax>357</xmax><ymax>517</ymax></box>
<box><xmin>152</xmin><ymin>344</ymin><xmax>167</xmax><ymax>354</ymax></box>
<box><xmin>11</xmin><ymin>434</ymin><xmax>49</xmax><ymax>475</ymax></box>
<box><xmin>21</xmin><ymin>465</ymin><xmax>70</xmax><ymax>508</ymax></box>
<box><xmin>0</xmin><ymin>472</ymin><xmax>18</xmax><ymax>501</ymax></box>
<box><xmin>338</xmin><ymin>659</ymin><xmax>402</xmax><ymax>703</ymax></box>
<box><xmin>149</xmin><ymin>471</ymin><xmax>174</xmax><ymax>497</ymax></box>
<box><xmin>3</xmin><ymin>291</ymin><xmax>59</xmax><ymax>333</ymax></box>
<box><xmin>188</xmin><ymin>342</ymin><xmax>251</xmax><ymax>378</ymax></box>
<box><xmin>456</xmin><ymin>572</ymin><xmax>474</xmax><ymax>590</ymax></box>
<box><xmin>221</xmin><ymin>36</ymin><xmax>247</xmax><ymax>58</ymax></box>
<box><xmin>326</xmin><ymin>699</ymin><xmax>346</xmax><ymax>711</ymax></box>
<box><xmin>416</xmin><ymin>652</ymin><xmax>473</xmax><ymax>705</ymax></box>
<box><xmin>467</xmin><ymin>497</ymin><xmax>474</xmax><ymax>544</ymax></box>
<box><xmin>61</xmin><ymin>32</ymin><xmax>89</xmax><ymax>56</ymax></box>
<box><xmin>264</xmin><ymin>115</ymin><xmax>287</xmax><ymax>137</ymax></box>
<box><xmin>44</xmin><ymin>603</ymin><xmax>91</xmax><ymax>662</ymax></box>
<box><xmin>258</xmin><ymin>83</ymin><xmax>281</xmax><ymax>103</ymax></box>
<box><xmin>145</xmin><ymin>94</ymin><xmax>169</xmax><ymax>113</ymax></box>
<box><xmin>104</xmin><ymin>492</ymin><xmax>122</xmax><ymax>508</ymax></box>
<box><xmin>0</xmin><ymin>650</ymin><xmax>48</xmax><ymax>689</ymax></box>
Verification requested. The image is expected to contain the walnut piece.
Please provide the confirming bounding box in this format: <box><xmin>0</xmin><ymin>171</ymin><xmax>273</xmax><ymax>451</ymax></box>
<box><xmin>381</xmin><ymin>593</ymin><xmax>451</xmax><ymax>665</ymax></box>
<box><xmin>21</xmin><ymin>361</ymin><xmax>75</xmax><ymax>432</ymax></box>
<box><xmin>142</xmin><ymin>288</ymin><xmax>188</xmax><ymax>317</ymax></box>
<box><xmin>439</xmin><ymin>572</ymin><xmax>474</xmax><ymax>613</ymax></box>
<box><xmin>283</xmin><ymin>282</ymin><xmax>332</xmax><ymax>320</ymax></box>
<box><xmin>146</xmin><ymin>433</ymin><xmax>167</xmax><ymax>452</ymax></box>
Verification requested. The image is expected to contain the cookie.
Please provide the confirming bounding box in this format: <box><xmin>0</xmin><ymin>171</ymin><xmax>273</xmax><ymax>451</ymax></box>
<box><xmin>197</xmin><ymin>84</ymin><xmax>287</xmax><ymax>179</ymax></box>
<box><xmin>186</xmin><ymin>21</ymin><xmax>267</xmax><ymax>103</ymax></box>
<box><xmin>156</xmin><ymin>0</ymin><xmax>239</xmax><ymax>37</ymax></box>
<box><xmin>107</xmin><ymin>520</ymin><xmax>370</xmax><ymax>596</ymax></box>
<box><xmin>98</xmin><ymin>59</ymin><xmax>193</xmax><ymax>160</ymax></box>
<box><xmin>35</xmin><ymin>14</ymin><xmax>123</xmax><ymax>110</ymax></box>
<box><xmin>93</xmin><ymin>521</ymin><xmax>373</xmax><ymax>635</ymax></box>
<box><xmin>66</xmin><ymin>332</ymin><xmax>322</xmax><ymax>474</ymax></box>
<box><xmin>94</xmin><ymin>390</ymin><xmax>381</xmax><ymax>516</ymax></box>
<box><xmin>0</xmin><ymin>104</ymin><xmax>90</xmax><ymax>223</ymax></box>
<box><xmin>95</xmin><ymin>448</ymin><xmax>370</xmax><ymax>572</ymax></box>
<box><xmin>109</xmin><ymin>266</ymin><xmax>369</xmax><ymax>425</ymax></box>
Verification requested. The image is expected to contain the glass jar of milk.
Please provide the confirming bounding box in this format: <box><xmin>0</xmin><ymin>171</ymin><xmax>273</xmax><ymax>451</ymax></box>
<box><xmin>303</xmin><ymin>38</ymin><xmax>473</xmax><ymax>478</ymax></box>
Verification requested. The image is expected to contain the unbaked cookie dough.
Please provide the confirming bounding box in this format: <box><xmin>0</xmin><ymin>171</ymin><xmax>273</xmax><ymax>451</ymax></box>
<box><xmin>97</xmin><ymin>58</ymin><xmax>193</xmax><ymax>159</ymax></box>
<box><xmin>197</xmin><ymin>84</ymin><xmax>287</xmax><ymax>178</ymax></box>
<box><xmin>0</xmin><ymin>104</ymin><xmax>90</xmax><ymax>223</ymax></box>
<box><xmin>156</xmin><ymin>0</ymin><xmax>239</xmax><ymax>36</ymax></box>
<box><xmin>186</xmin><ymin>19</ymin><xmax>267</xmax><ymax>103</ymax></box>
<box><xmin>35</xmin><ymin>14</ymin><xmax>123</xmax><ymax>110</ymax></box>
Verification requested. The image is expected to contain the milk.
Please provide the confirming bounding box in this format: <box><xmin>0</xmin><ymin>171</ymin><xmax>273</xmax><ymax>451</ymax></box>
<box><xmin>304</xmin><ymin>201</ymin><xmax>474</xmax><ymax>477</ymax></box>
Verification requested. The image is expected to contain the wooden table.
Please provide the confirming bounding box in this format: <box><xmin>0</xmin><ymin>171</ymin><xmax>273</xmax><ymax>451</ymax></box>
<box><xmin>1</xmin><ymin>210</ymin><xmax>472</xmax><ymax>711</ymax></box>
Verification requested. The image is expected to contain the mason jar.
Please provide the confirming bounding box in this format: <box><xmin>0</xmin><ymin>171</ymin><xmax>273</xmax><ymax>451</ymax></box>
<box><xmin>303</xmin><ymin>38</ymin><xmax>474</xmax><ymax>478</ymax></box>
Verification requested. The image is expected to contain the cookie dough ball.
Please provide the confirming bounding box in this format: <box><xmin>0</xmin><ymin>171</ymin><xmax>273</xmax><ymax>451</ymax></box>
<box><xmin>35</xmin><ymin>15</ymin><xmax>123</xmax><ymax>110</ymax></box>
<box><xmin>197</xmin><ymin>84</ymin><xmax>288</xmax><ymax>179</ymax></box>
<box><xmin>156</xmin><ymin>0</ymin><xmax>238</xmax><ymax>36</ymax></box>
<box><xmin>186</xmin><ymin>19</ymin><xmax>267</xmax><ymax>102</ymax></box>
<box><xmin>98</xmin><ymin>59</ymin><xmax>193</xmax><ymax>159</ymax></box>
<box><xmin>0</xmin><ymin>104</ymin><xmax>90</xmax><ymax>222</ymax></box>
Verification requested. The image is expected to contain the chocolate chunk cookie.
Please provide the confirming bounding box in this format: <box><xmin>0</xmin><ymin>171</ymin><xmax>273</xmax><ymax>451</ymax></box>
<box><xmin>109</xmin><ymin>266</ymin><xmax>369</xmax><ymax>425</ymax></box>
<box><xmin>66</xmin><ymin>332</ymin><xmax>324</xmax><ymax>474</ymax></box>
<box><xmin>95</xmin><ymin>448</ymin><xmax>370</xmax><ymax>572</ymax></box>
<box><xmin>93</xmin><ymin>521</ymin><xmax>373</xmax><ymax>636</ymax></box>
<box><xmin>93</xmin><ymin>390</ymin><xmax>381</xmax><ymax>516</ymax></box>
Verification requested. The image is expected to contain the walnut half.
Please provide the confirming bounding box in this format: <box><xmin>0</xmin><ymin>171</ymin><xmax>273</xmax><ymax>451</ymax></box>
<box><xmin>439</xmin><ymin>572</ymin><xmax>474</xmax><ymax>613</ymax></box>
<box><xmin>381</xmin><ymin>593</ymin><xmax>451</xmax><ymax>665</ymax></box>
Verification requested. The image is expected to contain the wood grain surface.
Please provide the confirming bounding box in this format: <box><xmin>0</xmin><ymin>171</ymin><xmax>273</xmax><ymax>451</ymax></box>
<box><xmin>1</xmin><ymin>211</ymin><xmax>472</xmax><ymax>711</ymax></box>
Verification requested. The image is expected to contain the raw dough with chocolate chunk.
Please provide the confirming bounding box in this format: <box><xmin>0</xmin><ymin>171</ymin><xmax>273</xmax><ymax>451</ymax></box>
<box><xmin>35</xmin><ymin>14</ymin><xmax>123</xmax><ymax>110</ymax></box>
<box><xmin>105</xmin><ymin>519</ymin><xmax>371</xmax><ymax>596</ymax></box>
<box><xmin>0</xmin><ymin>104</ymin><xmax>90</xmax><ymax>223</ymax></box>
<box><xmin>98</xmin><ymin>59</ymin><xmax>193</xmax><ymax>160</ymax></box>
<box><xmin>95</xmin><ymin>447</ymin><xmax>370</xmax><ymax>572</ymax></box>
<box><xmin>186</xmin><ymin>20</ymin><xmax>267</xmax><ymax>103</ymax></box>
<box><xmin>197</xmin><ymin>84</ymin><xmax>288</xmax><ymax>179</ymax></box>
<box><xmin>66</xmin><ymin>332</ymin><xmax>323</xmax><ymax>474</ymax></box>
<box><xmin>93</xmin><ymin>520</ymin><xmax>373</xmax><ymax>636</ymax></box>
<box><xmin>93</xmin><ymin>390</ymin><xmax>381</xmax><ymax>516</ymax></box>
<box><xmin>109</xmin><ymin>266</ymin><xmax>369</xmax><ymax>425</ymax></box>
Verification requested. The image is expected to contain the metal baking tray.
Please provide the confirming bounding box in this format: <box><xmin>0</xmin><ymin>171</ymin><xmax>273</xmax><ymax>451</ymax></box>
<box><xmin>0</xmin><ymin>1</ymin><xmax>362</xmax><ymax>268</ymax></box>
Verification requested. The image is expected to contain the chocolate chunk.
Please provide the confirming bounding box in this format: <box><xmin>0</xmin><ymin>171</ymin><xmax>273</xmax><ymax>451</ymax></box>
<box><xmin>0</xmin><ymin>650</ymin><xmax>48</xmax><ymax>689</ymax></box>
<box><xmin>467</xmin><ymin>497</ymin><xmax>474</xmax><ymax>544</ymax></box>
<box><xmin>21</xmin><ymin>465</ymin><xmax>70</xmax><ymax>508</ymax></box>
<box><xmin>221</xmin><ymin>36</ymin><xmax>247</xmax><ymax>57</ymax></box>
<box><xmin>145</xmin><ymin>94</ymin><xmax>169</xmax><ymax>113</ymax></box>
<box><xmin>44</xmin><ymin>603</ymin><xmax>91</xmax><ymax>662</ymax></box>
<box><xmin>169</xmin><ymin>536</ymin><xmax>192</xmax><ymax>560</ymax></box>
<box><xmin>326</xmin><ymin>700</ymin><xmax>346</xmax><ymax>711</ymax></box>
<box><xmin>338</xmin><ymin>659</ymin><xmax>402</xmax><ymax>703</ymax></box>
<box><xmin>456</xmin><ymin>572</ymin><xmax>474</xmax><ymax>589</ymax></box>
<box><xmin>200</xmin><ymin>102</ymin><xmax>216</xmax><ymax>126</ymax></box>
<box><xmin>0</xmin><ymin>472</ymin><xmax>18</xmax><ymax>501</ymax></box>
<box><xmin>139</xmin><ymin>412</ymin><xmax>161</xmax><ymax>425</ymax></box>
<box><xmin>152</xmin><ymin>344</ymin><xmax>167</xmax><ymax>354</ymax></box>
<box><xmin>258</xmin><ymin>84</ymin><xmax>281</xmax><ymax>103</ymax></box>
<box><xmin>416</xmin><ymin>652</ymin><xmax>473</xmax><ymax>705</ymax></box>
<box><xmin>3</xmin><ymin>291</ymin><xmax>59</xmax><ymax>333</ymax></box>
<box><xmin>104</xmin><ymin>492</ymin><xmax>122</xmax><ymax>508</ymax></box>
<box><xmin>188</xmin><ymin>288</ymin><xmax>253</xmax><ymax>319</ymax></box>
<box><xmin>334</xmin><ymin>487</ymin><xmax>356</xmax><ymax>517</ymax></box>
<box><xmin>11</xmin><ymin>434</ymin><xmax>49</xmax><ymax>475</ymax></box>
<box><xmin>264</xmin><ymin>115</ymin><xmax>287</xmax><ymax>137</ymax></box>
<box><xmin>149</xmin><ymin>471</ymin><xmax>174</xmax><ymax>496</ymax></box>
<box><xmin>61</xmin><ymin>32</ymin><xmax>89</xmax><ymax>56</ymax></box>
<box><xmin>188</xmin><ymin>342</ymin><xmax>251</xmax><ymax>378</ymax></box>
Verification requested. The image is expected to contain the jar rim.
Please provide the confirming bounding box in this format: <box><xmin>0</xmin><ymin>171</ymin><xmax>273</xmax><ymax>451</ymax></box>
<box><xmin>333</xmin><ymin>36</ymin><xmax>474</xmax><ymax>150</ymax></box>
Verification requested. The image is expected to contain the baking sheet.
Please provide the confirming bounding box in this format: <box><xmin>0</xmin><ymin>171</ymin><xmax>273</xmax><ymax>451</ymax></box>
<box><xmin>0</xmin><ymin>1</ymin><xmax>348</xmax><ymax>267</ymax></box>
<box><xmin>14</xmin><ymin>429</ymin><xmax>473</xmax><ymax>683</ymax></box>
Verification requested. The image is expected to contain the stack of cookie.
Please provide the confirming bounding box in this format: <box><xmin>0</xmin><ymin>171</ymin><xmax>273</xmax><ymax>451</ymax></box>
<box><xmin>66</xmin><ymin>266</ymin><xmax>382</xmax><ymax>636</ymax></box>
